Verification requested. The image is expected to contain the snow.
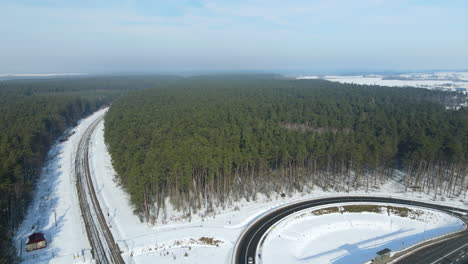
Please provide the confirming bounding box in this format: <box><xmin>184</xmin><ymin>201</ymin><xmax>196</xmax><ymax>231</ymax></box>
<box><xmin>87</xmin><ymin>117</ymin><xmax>467</xmax><ymax>264</ymax></box>
<box><xmin>14</xmin><ymin>108</ymin><xmax>107</xmax><ymax>264</ymax></box>
<box><xmin>259</xmin><ymin>203</ymin><xmax>465</xmax><ymax>264</ymax></box>
<box><xmin>0</xmin><ymin>73</ymin><xmax>85</xmax><ymax>77</ymax></box>
<box><xmin>15</xmin><ymin>107</ymin><xmax>468</xmax><ymax>264</ymax></box>
<box><xmin>297</xmin><ymin>71</ymin><xmax>468</xmax><ymax>91</ymax></box>
<box><xmin>325</xmin><ymin>76</ymin><xmax>451</xmax><ymax>88</ymax></box>
<box><xmin>88</xmin><ymin>121</ymin><xmax>149</xmax><ymax>241</ymax></box>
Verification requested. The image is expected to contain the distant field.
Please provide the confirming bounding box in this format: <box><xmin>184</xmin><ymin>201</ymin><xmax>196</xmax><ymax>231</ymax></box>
<box><xmin>298</xmin><ymin>71</ymin><xmax>468</xmax><ymax>91</ymax></box>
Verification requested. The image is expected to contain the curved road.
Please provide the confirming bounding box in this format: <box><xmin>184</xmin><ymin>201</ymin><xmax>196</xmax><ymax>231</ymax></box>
<box><xmin>233</xmin><ymin>196</ymin><xmax>468</xmax><ymax>264</ymax></box>
<box><xmin>76</xmin><ymin>113</ymin><xmax>467</xmax><ymax>264</ymax></box>
<box><xmin>75</xmin><ymin>113</ymin><xmax>124</xmax><ymax>264</ymax></box>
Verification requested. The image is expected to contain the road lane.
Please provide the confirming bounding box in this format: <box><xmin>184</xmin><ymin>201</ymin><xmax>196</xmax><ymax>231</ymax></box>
<box><xmin>233</xmin><ymin>196</ymin><xmax>468</xmax><ymax>264</ymax></box>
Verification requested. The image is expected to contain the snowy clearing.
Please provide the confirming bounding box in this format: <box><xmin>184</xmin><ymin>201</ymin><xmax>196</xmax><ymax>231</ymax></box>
<box><xmin>0</xmin><ymin>73</ymin><xmax>85</xmax><ymax>77</ymax></box>
<box><xmin>297</xmin><ymin>71</ymin><xmax>468</xmax><ymax>92</ymax></box>
<box><xmin>15</xmin><ymin>108</ymin><xmax>107</xmax><ymax>264</ymax></box>
<box><xmin>259</xmin><ymin>203</ymin><xmax>465</xmax><ymax>264</ymax></box>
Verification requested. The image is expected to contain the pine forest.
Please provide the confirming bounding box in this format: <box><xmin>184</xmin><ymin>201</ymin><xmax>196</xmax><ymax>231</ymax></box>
<box><xmin>104</xmin><ymin>76</ymin><xmax>468</xmax><ymax>223</ymax></box>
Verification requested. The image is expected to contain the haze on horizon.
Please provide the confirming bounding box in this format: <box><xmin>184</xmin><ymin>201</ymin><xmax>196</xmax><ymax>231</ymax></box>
<box><xmin>1</xmin><ymin>0</ymin><xmax>467</xmax><ymax>74</ymax></box>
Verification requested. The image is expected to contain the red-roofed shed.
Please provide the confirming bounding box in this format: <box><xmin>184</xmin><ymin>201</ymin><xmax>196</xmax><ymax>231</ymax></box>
<box><xmin>26</xmin><ymin>232</ymin><xmax>47</xmax><ymax>252</ymax></box>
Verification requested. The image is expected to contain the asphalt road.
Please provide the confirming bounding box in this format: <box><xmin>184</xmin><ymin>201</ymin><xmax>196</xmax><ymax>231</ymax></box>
<box><xmin>233</xmin><ymin>196</ymin><xmax>468</xmax><ymax>264</ymax></box>
<box><xmin>75</xmin><ymin>114</ymin><xmax>124</xmax><ymax>264</ymax></box>
<box><xmin>398</xmin><ymin>224</ymin><xmax>468</xmax><ymax>264</ymax></box>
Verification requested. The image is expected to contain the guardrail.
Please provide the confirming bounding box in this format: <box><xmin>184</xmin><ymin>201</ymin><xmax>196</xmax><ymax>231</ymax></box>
<box><xmin>231</xmin><ymin>195</ymin><xmax>468</xmax><ymax>264</ymax></box>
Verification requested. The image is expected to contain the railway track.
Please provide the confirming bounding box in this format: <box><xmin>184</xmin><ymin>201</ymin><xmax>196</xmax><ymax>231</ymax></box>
<box><xmin>75</xmin><ymin>114</ymin><xmax>125</xmax><ymax>264</ymax></box>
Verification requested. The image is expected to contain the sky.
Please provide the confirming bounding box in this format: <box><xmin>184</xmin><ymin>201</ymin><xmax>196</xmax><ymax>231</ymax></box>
<box><xmin>1</xmin><ymin>0</ymin><xmax>467</xmax><ymax>74</ymax></box>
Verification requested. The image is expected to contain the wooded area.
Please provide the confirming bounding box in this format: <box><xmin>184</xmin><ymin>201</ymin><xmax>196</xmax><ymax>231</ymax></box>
<box><xmin>104</xmin><ymin>77</ymin><xmax>468</xmax><ymax>223</ymax></box>
<box><xmin>0</xmin><ymin>76</ymin><xmax>175</xmax><ymax>263</ymax></box>
<box><xmin>1</xmin><ymin>75</ymin><xmax>466</xmax><ymax>262</ymax></box>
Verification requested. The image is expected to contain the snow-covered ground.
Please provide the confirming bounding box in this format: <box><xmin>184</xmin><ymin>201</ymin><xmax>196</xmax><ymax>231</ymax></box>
<box><xmin>15</xmin><ymin>108</ymin><xmax>468</xmax><ymax>264</ymax></box>
<box><xmin>87</xmin><ymin>117</ymin><xmax>467</xmax><ymax>264</ymax></box>
<box><xmin>297</xmin><ymin>71</ymin><xmax>468</xmax><ymax>92</ymax></box>
<box><xmin>14</xmin><ymin>108</ymin><xmax>107</xmax><ymax>264</ymax></box>
<box><xmin>0</xmin><ymin>73</ymin><xmax>85</xmax><ymax>78</ymax></box>
<box><xmin>259</xmin><ymin>203</ymin><xmax>465</xmax><ymax>264</ymax></box>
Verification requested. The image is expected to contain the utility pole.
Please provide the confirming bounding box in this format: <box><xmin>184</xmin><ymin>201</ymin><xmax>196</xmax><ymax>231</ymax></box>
<box><xmin>423</xmin><ymin>220</ymin><xmax>426</xmax><ymax>240</ymax></box>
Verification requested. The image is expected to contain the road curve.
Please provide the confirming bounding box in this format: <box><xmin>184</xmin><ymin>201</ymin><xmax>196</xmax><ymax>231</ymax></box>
<box><xmin>75</xmin><ymin>113</ymin><xmax>125</xmax><ymax>264</ymax></box>
<box><xmin>233</xmin><ymin>196</ymin><xmax>468</xmax><ymax>264</ymax></box>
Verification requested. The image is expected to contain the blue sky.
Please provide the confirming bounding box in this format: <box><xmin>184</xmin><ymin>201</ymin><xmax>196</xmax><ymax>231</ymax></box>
<box><xmin>1</xmin><ymin>0</ymin><xmax>467</xmax><ymax>74</ymax></box>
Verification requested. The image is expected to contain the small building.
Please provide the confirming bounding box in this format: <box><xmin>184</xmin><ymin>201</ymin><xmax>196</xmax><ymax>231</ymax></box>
<box><xmin>25</xmin><ymin>232</ymin><xmax>47</xmax><ymax>252</ymax></box>
<box><xmin>373</xmin><ymin>248</ymin><xmax>392</xmax><ymax>264</ymax></box>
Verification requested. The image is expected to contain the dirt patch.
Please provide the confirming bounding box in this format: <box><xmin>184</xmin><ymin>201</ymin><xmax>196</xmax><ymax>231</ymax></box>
<box><xmin>198</xmin><ymin>237</ymin><xmax>223</xmax><ymax>247</ymax></box>
<box><xmin>341</xmin><ymin>204</ymin><xmax>381</xmax><ymax>213</ymax></box>
<box><xmin>310</xmin><ymin>204</ymin><xmax>426</xmax><ymax>220</ymax></box>
<box><xmin>312</xmin><ymin>207</ymin><xmax>340</xmax><ymax>215</ymax></box>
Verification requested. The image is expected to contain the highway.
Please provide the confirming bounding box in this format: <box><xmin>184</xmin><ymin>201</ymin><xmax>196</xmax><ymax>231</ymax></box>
<box><xmin>75</xmin><ymin>114</ymin><xmax>124</xmax><ymax>264</ymax></box>
<box><xmin>233</xmin><ymin>196</ymin><xmax>468</xmax><ymax>264</ymax></box>
<box><xmin>397</xmin><ymin>220</ymin><xmax>468</xmax><ymax>264</ymax></box>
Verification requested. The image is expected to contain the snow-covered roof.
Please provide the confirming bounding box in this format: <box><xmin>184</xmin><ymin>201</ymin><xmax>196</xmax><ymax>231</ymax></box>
<box><xmin>26</xmin><ymin>232</ymin><xmax>46</xmax><ymax>245</ymax></box>
<box><xmin>377</xmin><ymin>248</ymin><xmax>391</xmax><ymax>256</ymax></box>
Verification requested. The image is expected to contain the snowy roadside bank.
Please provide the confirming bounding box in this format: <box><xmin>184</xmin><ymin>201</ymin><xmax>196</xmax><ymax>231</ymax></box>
<box><xmin>14</xmin><ymin>108</ymin><xmax>108</xmax><ymax>264</ymax></box>
<box><xmin>258</xmin><ymin>203</ymin><xmax>465</xmax><ymax>264</ymax></box>
<box><xmin>88</xmin><ymin>117</ymin><xmax>467</xmax><ymax>264</ymax></box>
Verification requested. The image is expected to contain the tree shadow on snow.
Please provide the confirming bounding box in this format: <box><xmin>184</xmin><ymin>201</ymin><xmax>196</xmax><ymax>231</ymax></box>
<box><xmin>15</xmin><ymin>141</ymin><xmax>72</xmax><ymax>262</ymax></box>
<box><xmin>331</xmin><ymin>225</ymin><xmax>462</xmax><ymax>264</ymax></box>
<box><xmin>299</xmin><ymin>228</ymin><xmax>411</xmax><ymax>262</ymax></box>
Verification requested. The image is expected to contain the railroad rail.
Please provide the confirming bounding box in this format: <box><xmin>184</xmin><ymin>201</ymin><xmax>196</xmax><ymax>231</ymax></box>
<box><xmin>75</xmin><ymin>114</ymin><xmax>124</xmax><ymax>264</ymax></box>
